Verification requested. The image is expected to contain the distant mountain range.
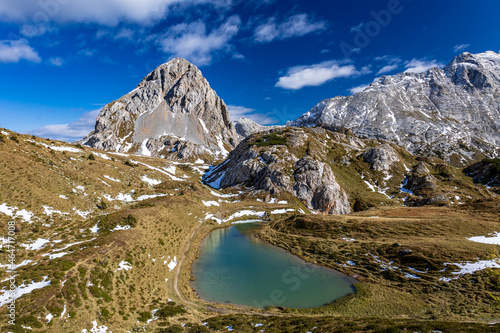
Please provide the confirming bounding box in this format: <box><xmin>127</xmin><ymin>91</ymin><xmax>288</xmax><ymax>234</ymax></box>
<box><xmin>83</xmin><ymin>51</ymin><xmax>500</xmax><ymax>167</ymax></box>
<box><xmin>290</xmin><ymin>51</ymin><xmax>500</xmax><ymax>166</ymax></box>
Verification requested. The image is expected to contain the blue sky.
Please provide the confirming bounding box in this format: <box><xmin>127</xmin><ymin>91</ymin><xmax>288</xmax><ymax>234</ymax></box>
<box><xmin>0</xmin><ymin>0</ymin><xmax>499</xmax><ymax>141</ymax></box>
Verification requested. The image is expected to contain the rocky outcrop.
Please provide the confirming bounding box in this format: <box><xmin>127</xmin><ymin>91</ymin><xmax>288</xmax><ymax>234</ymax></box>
<box><xmin>464</xmin><ymin>159</ymin><xmax>500</xmax><ymax>189</ymax></box>
<box><xmin>205</xmin><ymin>127</ymin><xmax>491</xmax><ymax>212</ymax></box>
<box><xmin>233</xmin><ymin>117</ymin><xmax>283</xmax><ymax>141</ymax></box>
<box><xmin>294</xmin><ymin>157</ymin><xmax>351</xmax><ymax>214</ymax></box>
<box><xmin>203</xmin><ymin>128</ymin><xmax>351</xmax><ymax>214</ymax></box>
<box><xmin>83</xmin><ymin>58</ymin><xmax>238</xmax><ymax>161</ymax></box>
<box><xmin>363</xmin><ymin>144</ymin><xmax>400</xmax><ymax>172</ymax></box>
<box><xmin>403</xmin><ymin>161</ymin><xmax>448</xmax><ymax>206</ymax></box>
<box><xmin>290</xmin><ymin>51</ymin><xmax>500</xmax><ymax>166</ymax></box>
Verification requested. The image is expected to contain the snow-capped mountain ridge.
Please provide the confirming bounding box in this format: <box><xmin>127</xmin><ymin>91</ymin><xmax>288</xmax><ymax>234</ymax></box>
<box><xmin>290</xmin><ymin>51</ymin><xmax>500</xmax><ymax>166</ymax></box>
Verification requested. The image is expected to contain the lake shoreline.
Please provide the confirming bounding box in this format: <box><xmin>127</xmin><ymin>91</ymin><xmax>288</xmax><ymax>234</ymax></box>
<box><xmin>189</xmin><ymin>221</ymin><xmax>358</xmax><ymax>310</ymax></box>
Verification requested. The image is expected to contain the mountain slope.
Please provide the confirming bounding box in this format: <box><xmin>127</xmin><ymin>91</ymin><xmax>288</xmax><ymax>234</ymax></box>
<box><xmin>290</xmin><ymin>51</ymin><xmax>500</xmax><ymax>166</ymax></box>
<box><xmin>83</xmin><ymin>58</ymin><xmax>238</xmax><ymax>162</ymax></box>
<box><xmin>203</xmin><ymin>127</ymin><xmax>492</xmax><ymax>213</ymax></box>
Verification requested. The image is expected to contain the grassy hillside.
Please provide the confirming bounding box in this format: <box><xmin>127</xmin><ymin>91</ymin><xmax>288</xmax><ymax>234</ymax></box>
<box><xmin>258</xmin><ymin>200</ymin><xmax>500</xmax><ymax>321</ymax></box>
<box><xmin>1</xmin><ymin>128</ymin><xmax>499</xmax><ymax>332</ymax></box>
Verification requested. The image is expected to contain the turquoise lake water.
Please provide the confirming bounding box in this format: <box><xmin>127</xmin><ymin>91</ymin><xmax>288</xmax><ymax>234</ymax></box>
<box><xmin>192</xmin><ymin>223</ymin><xmax>357</xmax><ymax>309</ymax></box>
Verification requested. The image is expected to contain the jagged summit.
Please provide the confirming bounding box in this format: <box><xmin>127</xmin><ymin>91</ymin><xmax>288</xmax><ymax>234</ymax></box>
<box><xmin>290</xmin><ymin>51</ymin><xmax>500</xmax><ymax>166</ymax></box>
<box><xmin>83</xmin><ymin>58</ymin><xmax>238</xmax><ymax>161</ymax></box>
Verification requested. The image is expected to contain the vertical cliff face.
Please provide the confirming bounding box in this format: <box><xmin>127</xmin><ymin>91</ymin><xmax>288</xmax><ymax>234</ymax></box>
<box><xmin>290</xmin><ymin>51</ymin><xmax>500</xmax><ymax>166</ymax></box>
<box><xmin>83</xmin><ymin>58</ymin><xmax>238</xmax><ymax>161</ymax></box>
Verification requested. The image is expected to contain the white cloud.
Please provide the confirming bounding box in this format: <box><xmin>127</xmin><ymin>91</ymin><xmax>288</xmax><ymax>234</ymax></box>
<box><xmin>0</xmin><ymin>39</ymin><xmax>41</xmax><ymax>63</ymax></box>
<box><xmin>30</xmin><ymin>110</ymin><xmax>100</xmax><ymax>142</ymax></box>
<box><xmin>0</xmin><ymin>0</ymin><xmax>232</xmax><ymax>26</ymax></box>
<box><xmin>48</xmin><ymin>57</ymin><xmax>63</xmax><ymax>66</ymax></box>
<box><xmin>227</xmin><ymin>105</ymin><xmax>277</xmax><ymax>125</ymax></box>
<box><xmin>376</xmin><ymin>64</ymin><xmax>399</xmax><ymax>75</ymax></box>
<box><xmin>20</xmin><ymin>23</ymin><xmax>51</xmax><ymax>37</ymax></box>
<box><xmin>275</xmin><ymin>60</ymin><xmax>360</xmax><ymax>90</ymax></box>
<box><xmin>349</xmin><ymin>84</ymin><xmax>369</xmax><ymax>95</ymax></box>
<box><xmin>158</xmin><ymin>15</ymin><xmax>241</xmax><ymax>66</ymax></box>
<box><xmin>374</xmin><ymin>55</ymin><xmax>401</xmax><ymax>75</ymax></box>
<box><xmin>404</xmin><ymin>59</ymin><xmax>444</xmax><ymax>73</ymax></box>
<box><xmin>453</xmin><ymin>44</ymin><xmax>470</xmax><ymax>53</ymax></box>
<box><xmin>114</xmin><ymin>28</ymin><xmax>135</xmax><ymax>41</ymax></box>
<box><xmin>254</xmin><ymin>14</ymin><xmax>326</xmax><ymax>43</ymax></box>
<box><xmin>350</xmin><ymin>22</ymin><xmax>365</xmax><ymax>33</ymax></box>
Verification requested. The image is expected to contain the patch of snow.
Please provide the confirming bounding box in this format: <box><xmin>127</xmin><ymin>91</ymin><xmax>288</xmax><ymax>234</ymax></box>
<box><xmin>110</xmin><ymin>152</ymin><xmax>129</xmax><ymax>157</ymax></box>
<box><xmin>195</xmin><ymin>159</ymin><xmax>205</xmax><ymax>164</ymax></box>
<box><xmin>400</xmin><ymin>177</ymin><xmax>414</xmax><ymax>195</ymax></box>
<box><xmin>346</xmin><ymin>260</ymin><xmax>356</xmax><ymax>266</ymax></box>
<box><xmin>132</xmin><ymin>160</ymin><xmax>185</xmax><ymax>182</ymax></box>
<box><xmin>20</xmin><ymin>238</ymin><xmax>51</xmax><ymax>251</ymax></box>
<box><xmin>116</xmin><ymin>261</ymin><xmax>132</xmax><ymax>272</ymax></box>
<box><xmin>342</xmin><ymin>237</ymin><xmax>356</xmax><ymax>242</ymax></box>
<box><xmin>168</xmin><ymin>257</ymin><xmax>177</xmax><ymax>271</ymax></box>
<box><xmin>0</xmin><ymin>259</ymin><xmax>33</xmax><ymax>271</ymax></box>
<box><xmin>199</xmin><ymin>118</ymin><xmax>209</xmax><ymax>133</ymax></box>
<box><xmin>0</xmin><ymin>276</ymin><xmax>51</xmax><ymax>306</ymax></box>
<box><xmin>140</xmin><ymin>175</ymin><xmax>161</xmax><ymax>186</ymax></box>
<box><xmin>74</xmin><ymin>208</ymin><xmax>92</xmax><ymax>219</ymax></box>
<box><xmin>140</xmin><ymin>139</ymin><xmax>151</xmax><ymax>157</ymax></box>
<box><xmin>103</xmin><ymin>175</ymin><xmax>120</xmax><ymax>183</ymax></box>
<box><xmin>163</xmin><ymin>165</ymin><xmax>176</xmax><ymax>175</ymax></box>
<box><xmin>38</xmin><ymin>142</ymin><xmax>81</xmax><ymax>153</ymax></box>
<box><xmin>15</xmin><ymin>209</ymin><xmax>34</xmax><ymax>222</ymax></box>
<box><xmin>100</xmin><ymin>180</ymin><xmax>111</xmax><ymax>187</ymax></box>
<box><xmin>440</xmin><ymin>259</ymin><xmax>500</xmax><ymax>282</ymax></box>
<box><xmin>404</xmin><ymin>272</ymin><xmax>420</xmax><ymax>279</ymax></box>
<box><xmin>115</xmin><ymin>193</ymin><xmax>134</xmax><ymax>203</ymax></box>
<box><xmin>42</xmin><ymin>252</ymin><xmax>69</xmax><ymax>260</ymax></box>
<box><xmin>89</xmin><ymin>223</ymin><xmax>99</xmax><ymax>233</ymax></box>
<box><xmin>53</xmin><ymin>239</ymin><xmax>96</xmax><ymax>252</ymax></box>
<box><xmin>209</xmin><ymin>189</ymin><xmax>239</xmax><ymax>198</ymax></box>
<box><xmin>270</xmin><ymin>209</ymin><xmax>295</xmax><ymax>214</ymax></box>
<box><xmin>468</xmin><ymin>232</ymin><xmax>500</xmax><ymax>245</ymax></box>
<box><xmin>231</xmin><ymin>219</ymin><xmax>264</xmax><ymax>224</ymax></box>
<box><xmin>45</xmin><ymin>313</ymin><xmax>54</xmax><ymax>323</ymax></box>
<box><xmin>42</xmin><ymin>206</ymin><xmax>69</xmax><ymax>216</ymax></box>
<box><xmin>207</xmin><ymin>172</ymin><xmax>225</xmax><ymax>189</ymax></box>
<box><xmin>59</xmin><ymin>194</ymin><xmax>68</xmax><ymax>200</ymax></box>
<box><xmin>112</xmin><ymin>225</ymin><xmax>131</xmax><ymax>232</ymax></box>
<box><xmin>137</xmin><ymin>193</ymin><xmax>167</xmax><ymax>201</ymax></box>
<box><xmin>75</xmin><ymin>185</ymin><xmax>85</xmax><ymax>191</ymax></box>
<box><xmin>216</xmin><ymin>136</ymin><xmax>229</xmax><ymax>157</ymax></box>
<box><xmin>0</xmin><ymin>203</ymin><xmax>16</xmax><ymax>216</ymax></box>
<box><xmin>81</xmin><ymin>320</ymin><xmax>109</xmax><ymax>333</ymax></box>
<box><xmin>203</xmin><ymin>201</ymin><xmax>220</xmax><ymax>207</ymax></box>
<box><xmin>93</xmin><ymin>152</ymin><xmax>111</xmax><ymax>160</ymax></box>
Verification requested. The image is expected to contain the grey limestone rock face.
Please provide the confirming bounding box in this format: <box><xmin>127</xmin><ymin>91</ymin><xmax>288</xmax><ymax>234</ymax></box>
<box><xmin>203</xmin><ymin>129</ymin><xmax>352</xmax><ymax>215</ymax></box>
<box><xmin>290</xmin><ymin>51</ymin><xmax>500</xmax><ymax>166</ymax></box>
<box><xmin>294</xmin><ymin>157</ymin><xmax>351</xmax><ymax>215</ymax></box>
<box><xmin>363</xmin><ymin>144</ymin><xmax>400</xmax><ymax>172</ymax></box>
<box><xmin>83</xmin><ymin>58</ymin><xmax>238</xmax><ymax>161</ymax></box>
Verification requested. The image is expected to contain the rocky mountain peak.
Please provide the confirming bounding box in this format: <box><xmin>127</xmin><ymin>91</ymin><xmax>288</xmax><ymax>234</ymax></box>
<box><xmin>83</xmin><ymin>58</ymin><xmax>237</xmax><ymax>161</ymax></box>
